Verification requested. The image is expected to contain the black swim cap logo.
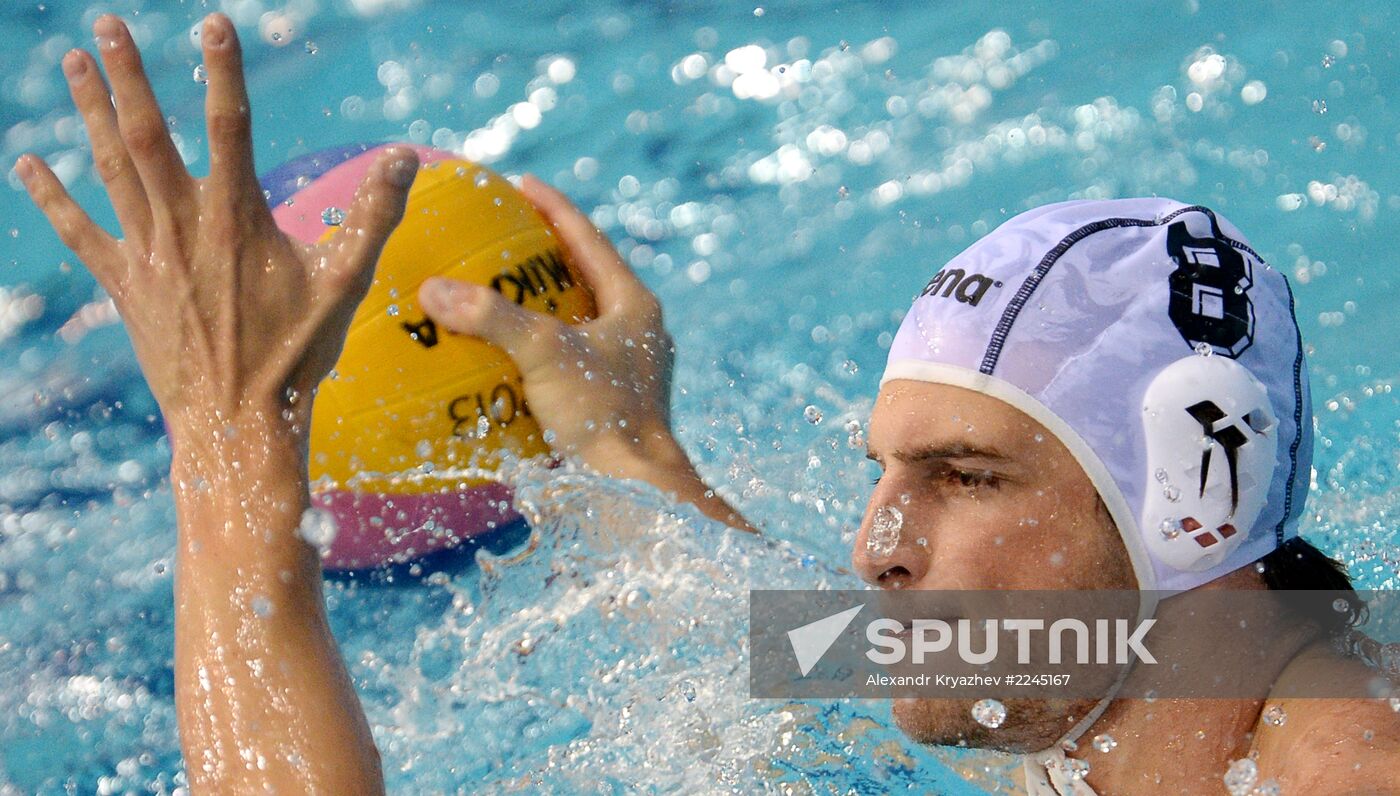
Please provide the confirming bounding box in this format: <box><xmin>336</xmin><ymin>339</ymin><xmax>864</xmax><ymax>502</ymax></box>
<box><xmin>1165</xmin><ymin>221</ymin><xmax>1255</xmax><ymax>357</ymax></box>
<box><xmin>920</xmin><ymin>268</ymin><xmax>1003</xmax><ymax>307</ymax></box>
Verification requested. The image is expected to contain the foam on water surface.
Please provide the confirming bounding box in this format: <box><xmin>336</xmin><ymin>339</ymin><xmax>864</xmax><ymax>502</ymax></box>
<box><xmin>1</xmin><ymin>0</ymin><xmax>1399</xmax><ymax>792</ymax></box>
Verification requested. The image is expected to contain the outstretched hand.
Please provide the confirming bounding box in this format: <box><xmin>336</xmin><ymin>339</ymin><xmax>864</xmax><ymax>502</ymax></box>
<box><xmin>17</xmin><ymin>14</ymin><xmax>406</xmax><ymax>794</ymax></box>
<box><xmin>418</xmin><ymin>177</ymin><xmax>753</xmax><ymax>530</ymax></box>
<box><xmin>16</xmin><ymin>13</ymin><xmax>417</xmax><ymax>440</ymax></box>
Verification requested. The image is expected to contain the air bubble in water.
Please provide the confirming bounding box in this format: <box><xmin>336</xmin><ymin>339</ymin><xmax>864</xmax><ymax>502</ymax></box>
<box><xmin>193</xmin><ymin>64</ymin><xmax>208</xmax><ymax>84</ymax></box>
<box><xmin>321</xmin><ymin>206</ymin><xmax>346</xmax><ymax>226</ymax></box>
<box><xmin>971</xmin><ymin>698</ymin><xmax>1006</xmax><ymax>728</ymax></box>
<box><xmin>297</xmin><ymin>507</ymin><xmax>339</xmax><ymax>552</ymax></box>
<box><xmin>1091</xmin><ymin>734</ymin><xmax>1116</xmax><ymax>753</ymax></box>
<box><xmin>866</xmin><ymin>505</ymin><xmax>903</xmax><ymax>556</ymax></box>
<box><xmin>803</xmin><ymin>405</ymin><xmax>823</xmax><ymax>425</ymax></box>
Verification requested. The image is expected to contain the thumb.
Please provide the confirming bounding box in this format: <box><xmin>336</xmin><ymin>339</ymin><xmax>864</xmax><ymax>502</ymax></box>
<box><xmin>419</xmin><ymin>278</ymin><xmax>568</xmax><ymax>371</ymax></box>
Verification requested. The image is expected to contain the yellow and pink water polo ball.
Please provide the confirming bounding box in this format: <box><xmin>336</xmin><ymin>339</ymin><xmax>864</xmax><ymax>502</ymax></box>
<box><xmin>261</xmin><ymin>143</ymin><xmax>594</xmax><ymax>569</ymax></box>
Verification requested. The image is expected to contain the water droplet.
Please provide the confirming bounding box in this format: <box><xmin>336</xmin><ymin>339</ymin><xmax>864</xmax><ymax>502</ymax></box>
<box><xmin>1159</xmin><ymin>519</ymin><xmax>1181</xmax><ymax>540</ymax></box>
<box><xmin>841</xmin><ymin>359</ymin><xmax>858</xmax><ymax>375</ymax></box>
<box><xmin>474</xmin><ymin>171</ymin><xmax>490</xmax><ymax>188</ymax></box>
<box><xmin>1223</xmin><ymin>758</ymin><xmax>1258</xmax><ymax>795</ymax></box>
<box><xmin>1091</xmin><ymin>734</ymin><xmax>1117</xmax><ymax>753</ymax></box>
<box><xmin>297</xmin><ymin>507</ymin><xmax>339</xmax><ymax>552</ymax></box>
<box><xmin>1163</xmin><ymin>485</ymin><xmax>1181</xmax><ymax>502</ymax></box>
<box><xmin>1194</xmin><ymin>341</ymin><xmax>1214</xmax><ymax>356</ymax></box>
<box><xmin>971</xmin><ymin>698</ymin><xmax>1006</xmax><ymax>728</ymax></box>
<box><xmin>1312</xmin><ymin>99</ymin><xmax>1328</xmax><ymax>115</ymax></box>
<box><xmin>837</xmin><ymin>185</ymin><xmax>850</xmax><ymax>199</ymax></box>
<box><xmin>1322</xmin><ymin>54</ymin><xmax>1335</xmax><ymax>68</ymax></box>
<box><xmin>803</xmin><ymin>405</ymin><xmax>823</xmax><ymax>425</ymax></box>
<box><xmin>295</xmin><ymin>175</ymin><xmax>311</xmax><ymax>189</ymax></box>
<box><xmin>321</xmin><ymin>206</ymin><xmax>345</xmax><ymax>226</ymax></box>
<box><xmin>1155</xmin><ymin>468</ymin><xmax>1170</xmax><ymax>484</ymax></box>
<box><xmin>866</xmin><ymin>505</ymin><xmax>903</xmax><ymax>557</ymax></box>
<box><xmin>251</xmin><ymin>596</ymin><xmax>274</xmax><ymax>618</ymax></box>
<box><xmin>844</xmin><ymin>419</ymin><xmax>864</xmax><ymax>448</ymax></box>
<box><xmin>1262</xmin><ymin>704</ymin><xmax>1287</xmax><ymax>726</ymax></box>
<box><xmin>1333</xmin><ymin>597</ymin><xmax>1351</xmax><ymax>613</ymax></box>
<box><xmin>1254</xmin><ymin>780</ymin><xmax>1282</xmax><ymax>796</ymax></box>
<box><xmin>1060</xmin><ymin>758</ymin><xmax>1090</xmax><ymax>781</ymax></box>
<box><xmin>192</xmin><ymin>64</ymin><xmax>208</xmax><ymax>84</ymax></box>
<box><xmin>1389</xmin><ymin>696</ymin><xmax>1400</xmax><ymax>712</ymax></box>
<box><xmin>386</xmin><ymin>304</ymin><xmax>400</xmax><ymax>317</ymax></box>
<box><xmin>304</xmin><ymin>40</ymin><xmax>318</xmax><ymax>55</ymax></box>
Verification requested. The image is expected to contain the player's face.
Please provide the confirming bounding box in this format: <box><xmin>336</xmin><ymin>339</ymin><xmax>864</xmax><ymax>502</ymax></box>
<box><xmin>854</xmin><ymin>380</ymin><xmax>1136</xmax><ymax>751</ymax></box>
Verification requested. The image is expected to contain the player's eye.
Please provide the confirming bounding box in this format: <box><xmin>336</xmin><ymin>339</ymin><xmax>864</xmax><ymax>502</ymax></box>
<box><xmin>947</xmin><ymin>469</ymin><xmax>999</xmax><ymax>490</ymax></box>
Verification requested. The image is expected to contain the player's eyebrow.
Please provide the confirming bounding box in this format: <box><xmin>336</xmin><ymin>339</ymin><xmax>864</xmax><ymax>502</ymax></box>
<box><xmin>866</xmin><ymin>443</ymin><xmax>1012</xmax><ymax>466</ymax></box>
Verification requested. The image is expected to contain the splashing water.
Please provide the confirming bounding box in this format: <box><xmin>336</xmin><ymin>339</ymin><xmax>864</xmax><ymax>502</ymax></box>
<box><xmin>297</xmin><ymin>507</ymin><xmax>339</xmax><ymax>552</ymax></box>
<box><xmin>970</xmin><ymin>698</ymin><xmax>1006</xmax><ymax>729</ymax></box>
<box><xmin>320</xmin><ymin>206</ymin><xmax>346</xmax><ymax>227</ymax></box>
<box><xmin>1223</xmin><ymin>758</ymin><xmax>1258</xmax><ymax>795</ymax></box>
<box><xmin>866</xmin><ymin>505</ymin><xmax>904</xmax><ymax>557</ymax></box>
<box><xmin>3</xmin><ymin>1</ymin><xmax>1399</xmax><ymax>793</ymax></box>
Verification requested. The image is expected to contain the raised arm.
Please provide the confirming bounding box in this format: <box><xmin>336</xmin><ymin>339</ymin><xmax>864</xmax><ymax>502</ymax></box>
<box><xmin>16</xmin><ymin>14</ymin><xmax>414</xmax><ymax>793</ymax></box>
<box><xmin>417</xmin><ymin>179</ymin><xmax>753</xmax><ymax>531</ymax></box>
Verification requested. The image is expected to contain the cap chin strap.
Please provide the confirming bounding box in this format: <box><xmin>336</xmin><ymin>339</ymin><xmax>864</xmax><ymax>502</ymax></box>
<box><xmin>1024</xmin><ymin>588</ymin><xmax>1159</xmax><ymax>795</ymax></box>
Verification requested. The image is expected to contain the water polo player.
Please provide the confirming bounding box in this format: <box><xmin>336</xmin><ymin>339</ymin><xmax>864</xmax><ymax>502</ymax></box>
<box><xmin>18</xmin><ymin>13</ymin><xmax>1398</xmax><ymax>795</ymax></box>
<box><xmin>421</xmin><ymin>198</ymin><xmax>1400</xmax><ymax>793</ymax></box>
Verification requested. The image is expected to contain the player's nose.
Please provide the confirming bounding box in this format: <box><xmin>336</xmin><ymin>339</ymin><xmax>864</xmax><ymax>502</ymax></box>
<box><xmin>851</xmin><ymin>499</ymin><xmax>929</xmax><ymax>589</ymax></box>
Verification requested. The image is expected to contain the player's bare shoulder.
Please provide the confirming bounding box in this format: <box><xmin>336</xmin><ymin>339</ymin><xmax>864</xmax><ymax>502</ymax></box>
<box><xmin>1252</xmin><ymin>642</ymin><xmax>1400</xmax><ymax>794</ymax></box>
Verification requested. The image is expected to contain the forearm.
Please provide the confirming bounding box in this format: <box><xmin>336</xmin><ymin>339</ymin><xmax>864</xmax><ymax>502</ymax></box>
<box><xmin>170</xmin><ymin>412</ymin><xmax>382</xmax><ymax>794</ymax></box>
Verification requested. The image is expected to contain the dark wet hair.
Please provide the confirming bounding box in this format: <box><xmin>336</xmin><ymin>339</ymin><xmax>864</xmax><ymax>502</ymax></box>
<box><xmin>1259</xmin><ymin>536</ymin><xmax>1363</xmax><ymax>636</ymax></box>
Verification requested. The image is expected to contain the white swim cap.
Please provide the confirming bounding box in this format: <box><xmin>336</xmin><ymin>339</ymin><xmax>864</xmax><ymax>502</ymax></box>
<box><xmin>881</xmin><ymin>198</ymin><xmax>1311</xmax><ymax>592</ymax></box>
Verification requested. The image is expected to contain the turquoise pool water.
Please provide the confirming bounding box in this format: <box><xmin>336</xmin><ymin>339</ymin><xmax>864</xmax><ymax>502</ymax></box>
<box><xmin>1</xmin><ymin>0</ymin><xmax>1397</xmax><ymax>792</ymax></box>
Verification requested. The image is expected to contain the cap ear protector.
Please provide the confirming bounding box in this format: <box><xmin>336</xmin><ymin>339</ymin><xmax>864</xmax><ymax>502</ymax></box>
<box><xmin>1140</xmin><ymin>354</ymin><xmax>1279</xmax><ymax>572</ymax></box>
